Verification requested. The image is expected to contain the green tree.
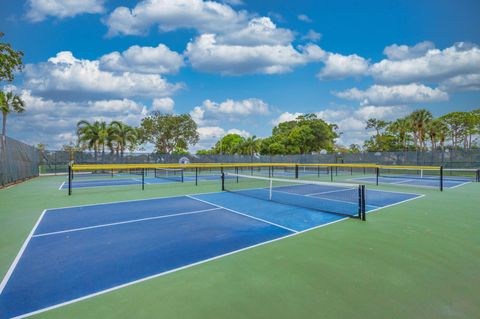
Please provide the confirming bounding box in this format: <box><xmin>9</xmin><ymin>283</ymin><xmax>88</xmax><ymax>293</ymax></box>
<box><xmin>387</xmin><ymin>117</ymin><xmax>412</xmax><ymax>151</ymax></box>
<box><xmin>270</xmin><ymin>114</ymin><xmax>338</xmax><ymax>154</ymax></box>
<box><xmin>109</xmin><ymin>121</ymin><xmax>138</xmax><ymax>157</ymax></box>
<box><xmin>139</xmin><ymin>112</ymin><xmax>199</xmax><ymax>154</ymax></box>
<box><xmin>213</xmin><ymin>134</ymin><xmax>245</xmax><ymax>155</ymax></box>
<box><xmin>366</xmin><ymin>118</ymin><xmax>390</xmax><ymax>138</ymax></box>
<box><xmin>237</xmin><ymin>136</ymin><xmax>260</xmax><ymax>156</ymax></box>
<box><xmin>440</xmin><ymin>112</ymin><xmax>467</xmax><ymax>148</ymax></box>
<box><xmin>0</xmin><ymin>91</ymin><xmax>25</xmax><ymax>136</ymax></box>
<box><xmin>409</xmin><ymin>109</ymin><xmax>433</xmax><ymax>150</ymax></box>
<box><xmin>77</xmin><ymin>120</ymin><xmax>115</xmax><ymax>160</ymax></box>
<box><xmin>0</xmin><ymin>32</ymin><xmax>24</xmax><ymax>83</ymax></box>
<box><xmin>349</xmin><ymin>144</ymin><xmax>361</xmax><ymax>153</ymax></box>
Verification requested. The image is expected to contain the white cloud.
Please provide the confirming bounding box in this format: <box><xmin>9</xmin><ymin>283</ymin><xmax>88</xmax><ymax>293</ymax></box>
<box><xmin>24</xmin><ymin>51</ymin><xmax>182</xmax><ymax>100</ymax></box>
<box><xmin>271</xmin><ymin>112</ymin><xmax>303</xmax><ymax>125</ymax></box>
<box><xmin>383</xmin><ymin>41</ymin><xmax>435</xmax><ymax>61</ymax></box>
<box><xmin>26</xmin><ymin>0</ymin><xmax>105</xmax><ymax>22</ymax></box>
<box><xmin>317</xmin><ymin>53</ymin><xmax>369</xmax><ymax>80</ymax></box>
<box><xmin>297</xmin><ymin>14</ymin><xmax>313</xmax><ymax>23</ymax></box>
<box><xmin>104</xmin><ymin>0</ymin><xmax>247</xmax><ymax>36</ymax></box>
<box><xmin>227</xmin><ymin>128</ymin><xmax>250</xmax><ymax>137</ymax></box>
<box><xmin>185</xmin><ymin>34</ymin><xmax>325</xmax><ymax>75</ymax></box>
<box><xmin>191</xmin><ymin>98</ymin><xmax>271</xmax><ymax>125</ymax></box>
<box><xmin>371</xmin><ymin>42</ymin><xmax>480</xmax><ymax>84</ymax></box>
<box><xmin>302</xmin><ymin>29</ymin><xmax>322</xmax><ymax>42</ymax></box>
<box><xmin>439</xmin><ymin>73</ymin><xmax>480</xmax><ymax>92</ymax></box>
<box><xmin>334</xmin><ymin>84</ymin><xmax>448</xmax><ymax>105</ymax></box>
<box><xmin>99</xmin><ymin>44</ymin><xmax>184</xmax><ymax>74</ymax></box>
<box><xmin>217</xmin><ymin>17</ymin><xmax>294</xmax><ymax>46</ymax></box>
<box><xmin>8</xmin><ymin>90</ymin><xmax>148</xmax><ymax>148</ymax></box>
<box><xmin>152</xmin><ymin>98</ymin><xmax>175</xmax><ymax>113</ymax></box>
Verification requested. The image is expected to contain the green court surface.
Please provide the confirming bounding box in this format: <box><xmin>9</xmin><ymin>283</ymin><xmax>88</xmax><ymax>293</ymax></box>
<box><xmin>1</xmin><ymin>175</ymin><xmax>479</xmax><ymax>319</ymax></box>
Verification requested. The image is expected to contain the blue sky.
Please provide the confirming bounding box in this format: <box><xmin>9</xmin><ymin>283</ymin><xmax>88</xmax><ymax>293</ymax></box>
<box><xmin>1</xmin><ymin>0</ymin><xmax>479</xmax><ymax>150</ymax></box>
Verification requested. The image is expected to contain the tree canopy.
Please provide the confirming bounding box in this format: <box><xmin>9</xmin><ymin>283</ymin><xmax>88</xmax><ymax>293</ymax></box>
<box><xmin>139</xmin><ymin>112</ymin><xmax>199</xmax><ymax>154</ymax></box>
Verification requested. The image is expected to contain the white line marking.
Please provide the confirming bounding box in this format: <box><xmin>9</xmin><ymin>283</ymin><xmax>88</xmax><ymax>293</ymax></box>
<box><xmin>448</xmin><ymin>181</ymin><xmax>471</xmax><ymax>189</ymax></box>
<box><xmin>305</xmin><ymin>188</ymin><xmax>352</xmax><ymax>196</ymax></box>
<box><xmin>366</xmin><ymin>194</ymin><xmax>425</xmax><ymax>214</ymax></box>
<box><xmin>58</xmin><ymin>182</ymin><xmax>65</xmax><ymax>190</ymax></box>
<box><xmin>186</xmin><ymin>195</ymin><xmax>298</xmax><ymax>233</ymax></box>
<box><xmin>1</xmin><ymin>189</ymin><xmax>424</xmax><ymax>319</ymax></box>
<box><xmin>33</xmin><ymin>208</ymin><xmax>222</xmax><ymax>238</ymax></box>
<box><xmin>0</xmin><ymin>210</ymin><xmax>47</xmax><ymax>294</ymax></box>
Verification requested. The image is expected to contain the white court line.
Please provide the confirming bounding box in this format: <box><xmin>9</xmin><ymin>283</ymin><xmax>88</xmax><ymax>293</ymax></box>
<box><xmin>132</xmin><ymin>178</ymin><xmax>151</xmax><ymax>185</ymax></box>
<box><xmin>186</xmin><ymin>195</ymin><xmax>298</xmax><ymax>233</ymax></box>
<box><xmin>0</xmin><ymin>210</ymin><xmax>47</xmax><ymax>294</ymax></box>
<box><xmin>305</xmin><ymin>188</ymin><xmax>352</xmax><ymax>196</ymax></box>
<box><xmin>58</xmin><ymin>182</ymin><xmax>65</xmax><ymax>190</ymax></box>
<box><xmin>448</xmin><ymin>181</ymin><xmax>471</xmax><ymax>189</ymax></box>
<box><xmin>33</xmin><ymin>208</ymin><xmax>222</xmax><ymax>238</ymax></box>
<box><xmin>366</xmin><ymin>194</ymin><xmax>426</xmax><ymax>214</ymax></box>
<box><xmin>0</xmin><ymin>188</ymin><xmax>424</xmax><ymax>319</ymax></box>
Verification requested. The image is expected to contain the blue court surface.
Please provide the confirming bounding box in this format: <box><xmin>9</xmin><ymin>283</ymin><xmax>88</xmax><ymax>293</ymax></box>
<box><xmin>59</xmin><ymin>174</ymin><xmax>222</xmax><ymax>190</ymax></box>
<box><xmin>0</xmin><ymin>187</ymin><xmax>421</xmax><ymax>319</ymax></box>
<box><xmin>351</xmin><ymin>176</ymin><xmax>470</xmax><ymax>189</ymax></box>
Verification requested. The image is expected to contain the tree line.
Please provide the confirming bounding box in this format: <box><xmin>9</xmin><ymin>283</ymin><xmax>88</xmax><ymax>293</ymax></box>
<box><xmin>360</xmin><ymin>109</ymin><xmax>480</xmax><ymax>153</ymax></box>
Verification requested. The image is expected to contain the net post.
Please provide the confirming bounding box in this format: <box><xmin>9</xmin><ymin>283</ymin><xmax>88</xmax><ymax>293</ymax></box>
<box><xmin>476</xmin><ymin>169</ymin><xmax>480</xmax><ymax>182</ymax></box>
<box><xmin>236</xmin><ymin>167</ymin><xmax>239</xmax><ymax>183</ymax></box>
<box><xmin>317</xmin><ymin>165</ymin><xmax>320</xmax><ymax>177</ymax></box>
<box><xmin>335</xmin><ymin>166</ymin><xmax>338</xmax><ymax>176</ymax></box>
<box><xmin>111</xmin><ymin>169</ymin><xmax>113</xmax><ymax>178</ymax></box>
<box><xmin>376</xmin><ymin>167</ymin><xmax>379</xmax><ymax>186</ymax></box>
<box><xmin>295</xmin><ymin>164</ymin><xmax>299</xmax><ymax>179</ymax></box>
<box><xmin>68</xmin><ymin>164</ymin><xmax>72</xmax><ymax>196</ymax></box>
<box><xmin>181</xmin><ymin>169</ymin><xmax>184</xmax><ymax>183</ymax></box>
<box><xmin>221</xmin><ymin>172</ymin><xmax>225</xmax><ymax>191</ymax></box>
<box><xmin>142</xmin><ymin>168</ymin><xmax>145</xmax><ymax>190</ymax></box>
<box><xmin>439</xmin><ymin>166</ymin><xmax>443</xmax><ymax>191</ymax></box>
<box><xmin>330</xmin><ymin>165</ymin><xmax>333</xmax><ymax>182</ymax></box>
<box><xmin>360</xmin><ymin>185</ymin><xmax>366</xmax><ymax>221</ymax></box>
<box><xmin>195</xmin><ymin>167</ymin><xmax>198</xmax><ymax>186</ymax></box>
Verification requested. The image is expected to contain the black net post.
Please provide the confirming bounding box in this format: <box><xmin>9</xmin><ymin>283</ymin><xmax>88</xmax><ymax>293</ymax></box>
<box><xmin>142</xmin><ymin>168</ymin><xmax>145</xmax><ymax>190</ymax></box>
<box><xmin>235</xmin><ymin>166</ymin><xmax>239</xmax><ymax>183</ymax></box>
<box><xmin>111</xmin><ymin>169</ymin><xmax>114</xmax><ymax>178</ymax></box>
<box><xmin>295</xmin><ymin>164</ymin><xmax>299</xmax><ymax>179</ymax></box>
<box><xmin>221</xmin><ymin>172</ymin><xmax>225</xmax><ymax>190</ymax></box>
<box><xmin>476</xmin><ymin>169</ymin><xmax>480</xmax><ymax>182</ymax></box>
<box><xmin>195</xmin><ymin>167</ymin><xmax>198</xmax><ymax>186</ymax></box>
<box><xmin>330</xmin><ymin>166</ymin><xmax>333</xmax><ymax>182</ymax></box>
<box><xmin>360</xmin><ymin>185</ymin><xmax>366</xmax><ymax>221</ymax></box>
<box><xmin>68</xmin><ymin>164</ymin><xmax>72</xmax><ymax>196</ymax></box>
<box><xmin>439</xmin><ymin>166</ymin><xmax>443</xmax><ymax>191</ymax></box>
<box><xmin>335</xmin><ymin>166</ymin><xmax>338</xmax><ymax>176</ymax></box>
<box><xmin>317</xmin><ymin>166</ymin><xmax>320</xmax><ymax>177</ymax></box>
<box><xmin>376</xmin><ymin>167</ymin><xmax>379</xmax><ymax>186</ymax></box>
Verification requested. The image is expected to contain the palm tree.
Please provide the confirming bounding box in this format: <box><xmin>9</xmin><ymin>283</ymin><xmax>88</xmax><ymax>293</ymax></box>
<box><xmin>110</xmin><ymin>121</ymin><xmax>137</xmax><ymax>158</ymax></box>
<box><xmin>388</xmin><ymin>117</ymin><xmax>411</xmax><ymax>151</ymax></box>
<box><xmin>0</xmin><ymin>91</ymin><xmax>25</xmax><ymax>136</ymax></box>
<box><xmin>238</xmin><ymin>136</ymin><xmax>260</xmax><ymax>157</ymax></box>
<box><xmin>409</xmin><ymin>109</ymin><xmax>433</xmax><ymax>150</ymax></box>
<box><xmin>426</xmin><ymin>119</ymin><xmax>447</xmax><ymax>150</ymax></box>
<box><xmin>77</xmin><ymin>120</ymin><xmax>114</xmax><ymax>161</ymax></box>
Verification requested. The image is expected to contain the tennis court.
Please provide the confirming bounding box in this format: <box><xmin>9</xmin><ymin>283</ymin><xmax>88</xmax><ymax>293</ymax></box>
<box><xmin>0</xmin><ymin>176</ymin><xmax>420</xmax><ymax>319</ymax></box>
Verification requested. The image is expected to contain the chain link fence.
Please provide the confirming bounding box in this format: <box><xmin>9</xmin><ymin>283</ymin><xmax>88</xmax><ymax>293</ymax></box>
<box><xmin>38</xmin><ymin>149</ymin><xmax>480</xmax><ymax>175</ymax></box>
<box><xmin>0</xmin><ymin>136</ymin><xmax>39</xmax><ymax>187</ymax></box>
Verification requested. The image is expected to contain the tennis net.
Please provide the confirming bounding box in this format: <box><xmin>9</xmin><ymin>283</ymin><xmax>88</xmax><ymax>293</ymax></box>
<box><xmin>222</xmin><ymin>173</ymin><xmax>366</xmax><ymax>220</ymax></box>
<box><xmin>154</xmin><ymin>168</ymin><xmax>184</xmax><ymax>182</ymax></box>
<box><xmin>378</xmin><ymin>167</ymin><xmax>479</xmax><ymax>182</ymax></box>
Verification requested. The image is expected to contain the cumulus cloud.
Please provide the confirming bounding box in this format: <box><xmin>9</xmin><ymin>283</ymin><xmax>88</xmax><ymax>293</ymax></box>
<box><xmin>271</xmin><ymin>105</ymin><xmax>409</xmax><ymax>147</ymax></box>
<box><xmin>217</xmin><ymin>17</ymin><xmax>294</xmax><ymax>46</ymax></box>
<box><xmin>383</xmin><ymin>41</ymin><xmax>435</xmax><ymax>61</ymax></box>
<box><xmin>317</xmin><ymin>53</ymin><xmax>370</xmax><ymax>80</ymax></box>
<box><xmin>297</xmin><ymin>14</ymin><xmax>313</xmax><ymax>23</ymax></box>
<box><xmin>8</xmin><ymin>89</ymin><xmax>148</xmax><ymax>148</ymax></box>
<box><xmin>371</xmin><ymin>42</ymin><xmax>480</xmax><ymax>84</ymax></box>
<box><xmin>104</xmin><ymin>0</ymin><xmax>247</xmax><ymax>36</ymax></box>
<box><xmin>185</xmin><ymin>34</ymin><xmax>325</xmax><ymax>75</ymax></box>
<box><xmin>439</xmin><ymin>73</ymin><xmax>480</xmax><ymax>92</ymax></box>
<box><xmin>302</xmin><ymin>29</ymin><xmax>322</xmax><ymax>42</ymax></box>
<box><xmin>26</xmin><ymin>0</ymin><xmax>105</xmax><ymax>22</ymax></box>
<box><xmin>152</xmin><ymin>98</ymin><xmax>175</xmax><ymax>113</ymax></box>
<box><xmin>191</xmin><ymin>98</ymin><xmax>271</xmax><ymax>125</ymax></box>
<box><xmin>334</xmin><ymin>84</ymin><xmax>448</xmax><ymax>105</ymax></box>
<box><xmin>194</xmin><ymin>126</ymin><xmax>250</xmax><ymax>150</ymax></box>
<box><xmin>24</xmin><ymin>51</ymin><xmax>182</xmax><ymax>101</ymax></box>
<box><xmin>99</xmin><ymin>44</ymin><xmax>184</xmax><ymax>74</ymax></box>
<box><xmin>271</xmin><ymin>112</ymin><xmax>303</xmax><ymax>125</ymax></box>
